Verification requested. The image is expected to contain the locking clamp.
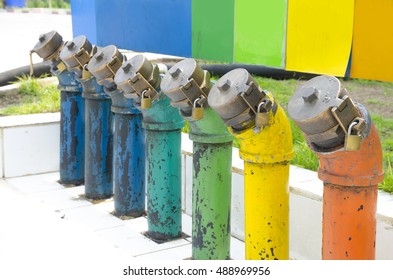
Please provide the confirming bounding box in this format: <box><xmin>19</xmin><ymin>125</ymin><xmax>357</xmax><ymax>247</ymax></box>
<box><xmin>128</xmin><ymin>72</ymin><xmax>159</xmax><ymax>107</ymax></box>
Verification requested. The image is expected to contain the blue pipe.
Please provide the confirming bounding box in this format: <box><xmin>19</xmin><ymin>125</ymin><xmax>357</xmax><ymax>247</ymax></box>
<box><xmin>110</xmin><ymin>89</ymin><xmax>146</xmax><ymax>217</ymax></box>
<box><xmin>80</xmin><ymin>77</ymin><xmax>113</xmax><ymax>199</ymax></box>
<box><xmin>55</xmin><ymin>69</ymin><xmax>85</xmax><ymax>186</ymax></box>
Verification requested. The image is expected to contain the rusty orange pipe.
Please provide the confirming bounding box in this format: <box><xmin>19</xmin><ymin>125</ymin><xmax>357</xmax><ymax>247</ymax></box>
<box><xmin>316</xmin><ymin>124</ymin><xmax>384</xmax><ymax>259</ymax></box>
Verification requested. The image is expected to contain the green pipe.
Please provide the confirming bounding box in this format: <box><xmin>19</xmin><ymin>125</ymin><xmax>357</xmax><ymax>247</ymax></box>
<box><xmin>189</xmin><ymin>108</ymin><xmax>233</xmax><ymax>259</ymax></box>
<box><xmin>160</xmin><ymin>58</ymin><xmax>234</xmax><ymax>259</ymax></box>
<box><xmin>192</xmin><ymin>141</ymin><xmax>232</xmax><ymax>259</ymax></box>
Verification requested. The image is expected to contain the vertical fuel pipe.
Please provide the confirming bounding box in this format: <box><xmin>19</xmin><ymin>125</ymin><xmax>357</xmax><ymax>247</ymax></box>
<box><xmin>31</xmin><ymin>31</ymin><xmax>85</xmax><ymax>186</ymax></box>
<box><xmin>59</xmin><ymin>36</ymin><xmax>113</xmax><ymax>199</ymax></box>
<box><xmin>114</xmin><ymin>54</ymin><xmax>185</xmax><ymax>241</ymax></box>
<box><xmin>160</xmin><ymin>59</ymin><xmax>233</xmax><ymax>259</ymax></box>
<box><xmin>87</xmin><ymin>46</ymin><xmax>146</xmax><ymax>217</ymax></box>
<box><xmin>288</xmin><ymin>75</ymin><xmax>384</xmax><ymax>259</ymax></box>
<box><xmin>208</xmin><ymin>69</ymin><xmax>294</xmax><ymax>260</ymax></box>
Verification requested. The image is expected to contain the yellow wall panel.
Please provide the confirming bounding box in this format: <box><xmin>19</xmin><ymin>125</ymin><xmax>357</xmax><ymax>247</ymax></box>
<box><xmin>286</xmin><ymin>0</ymin><xmax>354</xmax><ymax>76</ymax></box>
<box><xmin>350</xmin><ymin>0</ymin><xmax>393</xmax><ymax>82</ymax></box>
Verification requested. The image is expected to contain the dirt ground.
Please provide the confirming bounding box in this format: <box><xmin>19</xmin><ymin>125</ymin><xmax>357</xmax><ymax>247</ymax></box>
<box><xmin>340</xmin><ymin>79</ymin><xmax>393</xmax><ymax>119</ymax></box>
<box><xmin>0</xmin><ymin>90</ymin><xmax>25</xmax><ymax>109</ymax></box>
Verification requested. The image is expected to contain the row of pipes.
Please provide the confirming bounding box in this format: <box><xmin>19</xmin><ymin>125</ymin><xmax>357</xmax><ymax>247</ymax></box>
<box><xmin>30</xmin><ymin>30</ymin><xmax>384</xmax><ymax>260</ymax></box>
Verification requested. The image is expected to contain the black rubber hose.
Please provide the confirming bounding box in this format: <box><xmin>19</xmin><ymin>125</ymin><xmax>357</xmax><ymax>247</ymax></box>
<box><xmin>0</xmin><ymin>62</ymin><xmax>52</xmax><ymax>87</ymax></box>
<box><xmin>164</xmin><ymin>62</ymin><xmax>318</xmax><ymax>80</ymax></box>
<box><xmin>0</xmin><ymin>61</ymin><xmax>316</xmax><ymax>88</ymax></box>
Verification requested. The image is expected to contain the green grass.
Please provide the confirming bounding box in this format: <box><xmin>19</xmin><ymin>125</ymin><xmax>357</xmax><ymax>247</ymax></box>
<box><xmin>0</xmin><ymin>75</ymin><xmax>60</xmax><ymax>115</ymax></box>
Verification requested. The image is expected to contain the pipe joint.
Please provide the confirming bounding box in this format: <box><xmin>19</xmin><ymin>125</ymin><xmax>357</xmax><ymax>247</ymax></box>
<box><xmin>316</xmin><ymin>124</ymin><xmax>384</xmax><ymax>187</ymax></box>
<box><xmin>55</xmin><ymin>69</ymin><xmax>83</xmax><ymax>92</ymax></box>
<box><xmin>80</xmin><ymin>77</ymin><xmax>110</xmax><ymax>100</ymax></box>
<box><xmin>114</xmin><ymin>55</ymin><xmax>184</xmax><ymax>129</ymax></box>
<box><xmin>161</xmin><ymin>59</ymin><xmax>233</xmax><ymax>144</ymax></box>
<box><xmin>288</xmin><ymin>75</ymin><xmax>384</xmax><ymax>186</ymax></box>
<box><xmin>208</xmin><ymin>69</ymin><xmax>294</xmax><ymax>163</ymax></box>
<box><xmin>288</xmin><ymin>75</ymin><xmax>370</xmax><ymax>152</ymax></box>
<box><xmin>105</xmin><ymin>88</ymin><xmax>140</xmax><ymax>115</ymax></box>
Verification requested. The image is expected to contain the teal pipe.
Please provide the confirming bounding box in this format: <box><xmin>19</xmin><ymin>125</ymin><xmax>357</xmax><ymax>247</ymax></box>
<box><xmin>113</xmin><ymin>55</ymin><xmax>184</xmax><ymax>241</ymax></box>
<box><xmin>143</xmin><ymin>95</ymin><xmax>185</xmax><ymax>241</ymax></box>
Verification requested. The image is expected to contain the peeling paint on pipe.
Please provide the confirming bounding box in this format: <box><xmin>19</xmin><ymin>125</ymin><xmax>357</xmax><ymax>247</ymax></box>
<box><xmin>81</xmin><ymin>78</ymin><xmax>113</xmax><ymax>199</ymax></box>
<box><xmin>57</xmin><ymin>69</ymin><xmax>85</xmax><ymax>186</ymax></box>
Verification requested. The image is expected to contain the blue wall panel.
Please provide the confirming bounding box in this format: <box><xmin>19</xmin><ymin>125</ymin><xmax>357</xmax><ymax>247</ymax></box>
<box><xmin>93</xmin><ymin>0</ymin><xmax>191</xmax><ymax>57</ymax></box>
<box><xmin>70</xmin><ymin>0</ymin><xmax>97</xmax><ymax>45</ymax></box>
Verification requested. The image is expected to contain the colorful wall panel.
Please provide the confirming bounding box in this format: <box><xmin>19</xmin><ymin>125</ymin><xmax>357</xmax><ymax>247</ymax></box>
<box><xmin>234</xmin><ymin>0</ymin><xmax>287</xmax><ymax>68</ymax></box>
<box><xmin>192</xmin><ymin>0</ymin><xmax>234</xmax><ymax>63</ymax></box>
<box><xmin>350</xmin><ymin>0</ymin><xmax>393</xmax><ymax>82</ymax></box>
<box><xmin>286</xmin><ymin>0</ymin><xmax>354</xmax><ymax>76</ymax></box>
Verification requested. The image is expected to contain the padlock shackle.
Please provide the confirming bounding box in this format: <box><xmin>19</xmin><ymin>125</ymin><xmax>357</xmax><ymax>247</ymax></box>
<box><xmin>347</xmin><ymin>120</ymin><xmax>359</xmax><ymax>136</ymax></box>
<box><xmin>193</xmin><ymin>97</ymin><xmax>202</xmax><ymax>108</ymax></box>
<box><xmin>257</xmin><ymin>100</ymin><xmax>266</xmax><ymax>113</ymax></box>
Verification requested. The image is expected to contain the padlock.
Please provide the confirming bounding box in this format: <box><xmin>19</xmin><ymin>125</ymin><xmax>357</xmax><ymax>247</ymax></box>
<box><xmin>256</xmin><ymin>112</ymin><xmax>270</xmax><ymax>127</ymax></box>
<box><xmin>255</xmin><ymin>100</ymin><xmax>270</xmax><ymax>127</ymax></box>
<box><xmin>141</xmin><ymin>97</ymin><xmax>152</xmax><ymax>109</ymax></box>
<box><xmin>141</xmin><ymin>90</ymin><xmax>152</xmax><ymax>109</ymax></box>
<box><xmin>192</xmin><ymin>98</ymin><xmax>204</xmax><ymax>120</ymax></box>
<box><xmin>192</xmin><ymin>107</ymin><xmax>204</xmax><ymax>120</ymax></box>
<box><xmin>57</xmin><ymin>61</ymin><xmax>67</xmax><ymax>72</ymax></box>
<box><xmin>82</xmin><ymin>69</ymin><xmax>92</xmax><ymax>80</ymax></box>
<box><xmin>344</xmin><ymin>134</ymin><xmax>361</xmax><ymax>151</ymax></box>
<box><xmin>344</xmin><ymin>121</ymin><xmax>361</xmax><ymax>151</ymax></box>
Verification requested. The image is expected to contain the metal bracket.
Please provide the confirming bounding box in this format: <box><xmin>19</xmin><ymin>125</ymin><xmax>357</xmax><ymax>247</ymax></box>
<box><xmin>128</xmin><ymin>72</ymin><xmax>159</xmax><ymax>100</ymax></box>
<box><xmin>179</xmin><ymin>78</ymin><xmax>207</xmax><ymax>108</ymax></box>
<box><xmin>239</xmin><ymin>81</ymin><xmax>267</xmax><ymax>114</ymax></box>
<box><xmin>105</xmin><ymin>56</ymin><xmax>122</xmax><ymax>77</ymax></box>
<box><xmin>73</xmin><ymin>48</ymin><xmax>91</xmax><ymax>68</ymax></box>
<box><xmin>331</xmin><ymin>95</ymin><xmax>364</xmax><ymax>134</ymax></box>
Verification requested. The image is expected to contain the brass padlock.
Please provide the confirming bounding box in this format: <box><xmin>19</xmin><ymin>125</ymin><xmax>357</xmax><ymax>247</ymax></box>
<box><xmin>255</xmin><ymin>101</ymin><xmax>270</xmax><ymax>127</ymax></box>
<box><xmin>57</xmin><ymin>61</ymin><xmax>67</xmax><ymax>72</ymax></box>
<box><xmin>141</xmin><ymin>90</ymin><xmax>152</xmax><ymax>109</ymax></box>
<box><xmin>192</xmin><ymin>107</ymin><xmax>204</xmax><ymax>120</ymax></box>
<box><xmin>256</xmin><ymin>112</ymin><xmax>270</xmax><ymax>127</ymax></box>
<box><xmin>192</xmin><ymin>98</ymin><xmax>204</xmax><ymax>120</ymax></box>
<box><xmin>344</xmin><ymin>121</ymin><xmax>361</xmax><ymax>151</ymax></box>
<box><xmin>82</xmin><ymin>68</ymin><xmax>92</xmax><ymax>80</ymax></box>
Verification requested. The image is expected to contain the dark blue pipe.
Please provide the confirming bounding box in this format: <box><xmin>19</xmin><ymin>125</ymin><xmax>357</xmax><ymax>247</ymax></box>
<box><xmin>110</xmin><ymin>89</ymin><xmax>146</xmax><ymax>217</ymax></box>
<box><xmin>80</xmin><ymin>77</ymin><xmax>113</xmax><ymax>199</ymax></box>
<box><xmin>55</xmin><ymin>69</ymin><xmax>85</xmax><ymax>186</ymax></box>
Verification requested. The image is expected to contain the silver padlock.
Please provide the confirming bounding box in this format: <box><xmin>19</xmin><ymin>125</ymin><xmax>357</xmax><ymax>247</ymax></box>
<box><xmin>255</xmin><ymin>101</ymin><xmax>270</xmax><ymax>127</ymax></box>
<box><xmin>344</xmin><ymin>121</ymin><xmax>361</xmax><ymax>151</ymax></box>
<box><xmin>192</xmin><ymin>98</ymin><xmax>204</xmax><ymax>120</ymax></box>
<box><xmin>141</xmin><ymin>90</ymin><xmax>152</xmax><ymax>110</ymax></box>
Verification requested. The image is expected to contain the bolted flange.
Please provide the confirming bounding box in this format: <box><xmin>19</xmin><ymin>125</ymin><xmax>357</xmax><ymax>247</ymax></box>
<box><xmin>208</xmin><ymin>68</ymin><xmax>273</xmax><ymax>131</ymax></box>
<box><xmin>31</xmin><ymin>30</ymin><xmax>63</xmax><ymax>61</ymax></box>
<box><xmin>160</xmin><ymin>58</ymin><xmax>210</xmax><ymax>110</ymax></box>
<box><xmin>86</xmin><ymin>45</ymin><xmax>125</xmax><ymax>86</ymax></box>
<box><xmin>59</xmin><ymin>35</ymin><xmax>94</xmax><ymax>72</ymax></box>
<box><xmin>288</xmin><ymin>75</ymin><xmax>368</xmax><ymax>151</ymax></box>
<box><xmin>114</xmin><ymin>54</ymin><xmax>160</xmax><ymax>104</ymax></box>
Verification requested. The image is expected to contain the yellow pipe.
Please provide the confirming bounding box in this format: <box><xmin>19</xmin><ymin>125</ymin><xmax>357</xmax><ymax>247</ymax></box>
<box><xmin>231</xmin><ymin>93</ymin><xmax>294</xmax><ymax>260</ymax></box>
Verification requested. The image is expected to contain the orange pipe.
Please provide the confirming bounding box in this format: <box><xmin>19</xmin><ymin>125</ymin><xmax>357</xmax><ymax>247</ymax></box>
<box><xmin>316</xmin><ymin>124</ymin><xmax>384</xmax><ymax>259</ymax></box>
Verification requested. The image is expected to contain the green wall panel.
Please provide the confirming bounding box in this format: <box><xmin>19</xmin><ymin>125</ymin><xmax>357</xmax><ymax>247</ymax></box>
<box><xmin>234</xmin><ymin>0</ymin><xmax>287</xmax><ymax>68</ymax></box>
<box><xmin>192</xmin><ymin>0</ymin><xmax>235</xmax><ymax>62</ymax></box>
